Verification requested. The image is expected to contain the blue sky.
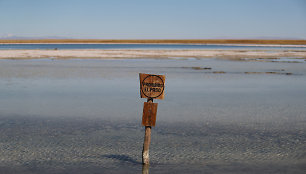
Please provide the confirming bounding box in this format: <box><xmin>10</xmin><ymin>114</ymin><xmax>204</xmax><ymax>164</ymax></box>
<box><xmin>0</xmin><ymin>0</ymin><xmax>305</xmax><ymax>39</ymax></box>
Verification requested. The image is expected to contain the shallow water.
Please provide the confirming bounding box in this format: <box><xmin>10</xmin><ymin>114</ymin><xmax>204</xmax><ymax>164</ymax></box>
<box><xmin>1</xmin><ymin>43</ymin><xmax>306</xmax><ymax>50</ymax></box>
<box><xmin>0</xmin><ymin>58</ymin><xmax>306</xmax><ymax>173</ymax></box>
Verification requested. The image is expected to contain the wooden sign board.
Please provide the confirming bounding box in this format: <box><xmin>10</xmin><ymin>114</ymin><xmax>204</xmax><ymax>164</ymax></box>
<box><xmin>139</xmin><ymin>73</ymin><xmax>165</xmax><ymax>100</ymax></box>
<box><xmin>142</xmin><ymin>102</ymin><xmax>158</xmax><ymax>126</ymax></box>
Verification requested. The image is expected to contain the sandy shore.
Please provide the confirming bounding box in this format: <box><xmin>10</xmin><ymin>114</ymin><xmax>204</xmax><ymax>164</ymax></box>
<box><xmin>1</xmin><ymin>49</ymin><xmax>306</xmax><ymax>59</ymax></box>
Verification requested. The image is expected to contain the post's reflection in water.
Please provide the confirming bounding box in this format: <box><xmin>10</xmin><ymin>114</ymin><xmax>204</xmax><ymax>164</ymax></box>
<box><xmin>142</xmin><ymin>164</ymin><xmax>150</xmax><ymax>174</ymax></box>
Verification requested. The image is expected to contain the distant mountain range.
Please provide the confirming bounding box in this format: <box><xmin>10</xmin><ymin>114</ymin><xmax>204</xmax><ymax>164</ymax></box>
<box><xmin>0</xmin><ymin>35</ymin><xmax>304</xmax><ymax>40</ymax></box>
<box><xmin>0</xmin><ymin>36</ymin><xmax>72</xmax><ymax>40</ymax></box>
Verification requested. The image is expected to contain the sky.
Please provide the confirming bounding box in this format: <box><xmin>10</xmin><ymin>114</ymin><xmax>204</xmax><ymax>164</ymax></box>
<box><xmin>0</xmin><ymin>0</ymin><xmax>306</xmax><ymax>39</ymax></box>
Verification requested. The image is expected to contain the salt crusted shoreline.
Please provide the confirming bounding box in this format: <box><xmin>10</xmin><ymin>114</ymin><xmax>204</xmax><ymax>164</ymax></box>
<box><xmin>0</xmin><ymin>49</ymin><xmax>306</xmax><ymax>59</ymax></box>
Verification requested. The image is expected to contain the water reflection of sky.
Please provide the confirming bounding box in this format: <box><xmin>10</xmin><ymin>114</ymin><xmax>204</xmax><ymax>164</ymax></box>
<box><xmin>0</xmin><ymin>59</ymin><xmax>305</xmax><ymax>128</ymax></box>
<box><xmin>1</xmin><ymin>43</ymin><xmax>306</xmax><ymax>50</ymax></box>
<box><xmin>1</xmin><ymin>59</ymin><xmax>306</xmax><ymax>174</ymax></box>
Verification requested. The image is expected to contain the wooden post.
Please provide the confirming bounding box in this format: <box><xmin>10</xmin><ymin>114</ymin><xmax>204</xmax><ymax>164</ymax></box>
<box><xmin>139</xmin><ymin>73</ymin><xmax>165</xmax><ymax>166</ymax></box>
<box><xmin>142</xmin><ymin>98</ymin><xmax>153</xmax><ymax>165</ymax></box>
<box><xmin>142</xmin><ymin>163</ymin><xmax>150</xmax><ymax>174</ymax></box>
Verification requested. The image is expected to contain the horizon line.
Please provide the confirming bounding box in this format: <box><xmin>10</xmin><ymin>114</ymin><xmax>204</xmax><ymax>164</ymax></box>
<box><xmin>1</xmin><ymin>39</ymin><xmax>306</xmax><ymax>45</ymax></box>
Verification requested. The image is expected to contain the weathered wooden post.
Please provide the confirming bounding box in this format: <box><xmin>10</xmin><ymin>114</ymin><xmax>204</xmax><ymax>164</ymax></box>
<box><xmin>139</xmin><ymin>73</ymin><xmax>165</xmax><ymax>165</ymax></box>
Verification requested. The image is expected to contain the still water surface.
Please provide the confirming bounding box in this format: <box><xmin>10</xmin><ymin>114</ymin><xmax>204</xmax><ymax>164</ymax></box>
<box><xmin>0</xmin><ymin>58</ymin><xmax>306</xmax><ymax>173</ymax></box>
<box><xmin>1</xmin><ymin>43</ymin><xmax>306</xmax><ymax>50</ymax></box>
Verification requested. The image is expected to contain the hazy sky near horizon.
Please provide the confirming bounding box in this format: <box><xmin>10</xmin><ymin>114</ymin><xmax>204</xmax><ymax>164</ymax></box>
<box><xmin>0</xmin><ymin>0</ymin><xmax>306</xmax><ymax>39</ymax></box>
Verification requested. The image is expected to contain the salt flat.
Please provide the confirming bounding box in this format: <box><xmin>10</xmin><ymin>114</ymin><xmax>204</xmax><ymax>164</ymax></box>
<box><xmin>0</xmin><ymin>49</ymin><xmax>306</xmax><ymax>60</ymax></box>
